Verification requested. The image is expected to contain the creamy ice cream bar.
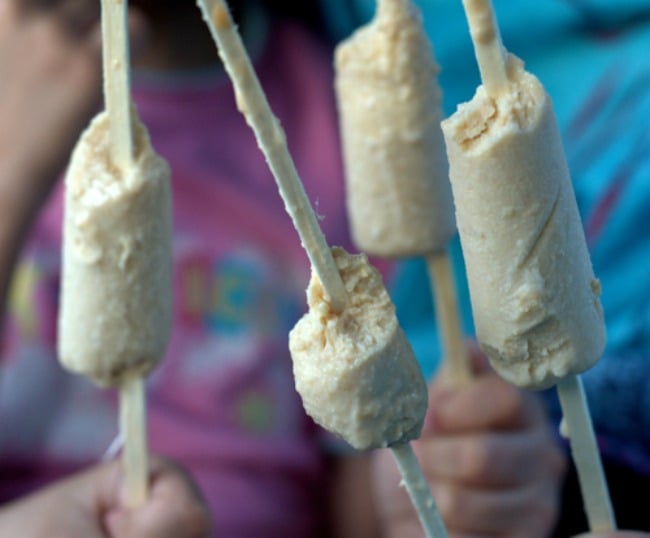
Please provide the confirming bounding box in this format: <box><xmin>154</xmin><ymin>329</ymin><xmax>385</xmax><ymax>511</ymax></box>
<box><xmin>58</xmin><ymin>111</ymin><xmax>172</xmax><ymax>387</ymax></box>
<box><xmin>335</xmin><ymin>0</ymin><xmax>455</xmax><ymax>258</ymax></box>
<box><xmin>290</xmin><ymin>247</ymin><xmax>428</xmax><ymax>449</ymax></box>
<box><xmin>441</xmin><ymin>58</ymin><xmax>605</xmax><ymax>390</ymax></box>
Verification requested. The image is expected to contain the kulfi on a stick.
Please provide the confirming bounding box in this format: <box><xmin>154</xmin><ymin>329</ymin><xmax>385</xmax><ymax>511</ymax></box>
<box><xmin>335</xmin><ymin>0</ymin><xmax>471</xmax><ymax>386</ymax></box>
<box><xmin>58</xmin><ymin>111</ymin><xmax>172</xmax><ymax>387</ymax></box>
<box><xmin>443</xmin><ymin>0</ymin><xmax>614</xmax><ymax>532</ymax></box>
<box><xmin>197</xmin><ymin>2</ymin><xmax>447</xmax><ymax>535</ymax></box>
<box><xmin>56</xmin><ymin>0</ymin><xmax>171</xmax><ymax>508</ymax></box>
<box><xmin>441</xmin><ymin>53</ymin><xmax>605</xmax><ymax>391</ymax></box>
<box><xmin>335</xmin><ymin>0</ymin><xmax>455</xmax><ymax>258</ymax></box>
<box><xmin>290</xmin><ymin>247</ymin><xmax>428</xmax><ymax>450</ymax></box>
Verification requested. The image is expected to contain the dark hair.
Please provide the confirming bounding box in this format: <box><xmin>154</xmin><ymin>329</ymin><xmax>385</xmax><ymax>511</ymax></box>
<box><xmin>263</xmin><ymin>1</ymin><xmax>323</xmax><ymax>26</ymax></box>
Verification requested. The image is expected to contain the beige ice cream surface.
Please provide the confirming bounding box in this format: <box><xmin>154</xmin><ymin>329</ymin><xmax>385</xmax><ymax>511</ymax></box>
<box><xmin>335</xmin><ymin>0</ymin><xmax>455</xmax><ymax>257</ymax></box>
<box><xmin>58</xmin><ymin>111</ymin><xmax>172</xmax><ymax>387</ymax></box>
<box><xmin>289</xmin><ymin>247</ymin><xmax>427</xmax><ymax>450</ymax></box>
<box><xmin>441</xmin><ymin>60</ymin><xmax>605</xmax><ymax>390</ymax></box>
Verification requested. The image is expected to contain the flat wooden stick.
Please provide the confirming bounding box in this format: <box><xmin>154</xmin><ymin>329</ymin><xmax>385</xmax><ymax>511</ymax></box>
<box><xmin>391</xmin><ymin>443</ymin><xmax>449</xmax><ymax>538</ymax></box>
<box><xmin>101</xmin><ymin>0</ymin><xmax>148</xmax><ymax>506</ymax></box>
<box><xmin>557</xmin><ymin>375</ymin><xmax>616</xmax><ymax>532</ymax></box>
<box><xmin>120</xmin><ymin>376</ymin><xmax>149</xmax><ymax>507</ymax></box>
<box><xmin>195</xmin><ymin>0</ymin><xmax>348</xmax><ymax>313</ymax></box>
<box><xmin>426</xmin><ymin>251</ymin><xmax>472</xmax><ymax>387</ymax></box>
<box><xmin>460</xmin><ymin>0</ymin><xmax>509</xmax><ymax>97</ymax></box>
<box><xmin>101</xmin><ymin>0</ymin><xmax>134</xmax><ymax>170</ymax></box>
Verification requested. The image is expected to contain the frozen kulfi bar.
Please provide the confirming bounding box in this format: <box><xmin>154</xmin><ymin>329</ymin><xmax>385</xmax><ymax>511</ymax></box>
<box><xmin>441</xmin><ymin>57</ymin><xmax>605</xmax><ymax>390</ymax></box>
<box><xmin>58</xmin><ymin>111</ymin><xmax>172</xmax><ymax>387</ymax></box>
<box><xmin>335</xmin><ymin>0</ymin><xmax>455</xmax><ymax>258</ymax></box>
<box><xmin>289</xmin><ymin>247</ymin><xmax>428</xmax><ymax>449</ymax></box>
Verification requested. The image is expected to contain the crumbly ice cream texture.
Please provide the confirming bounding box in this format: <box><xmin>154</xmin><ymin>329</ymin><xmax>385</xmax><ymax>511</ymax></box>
<box><xmin>289</xmin><ymin>247</ymin><xmax>428</xmax><ymax>450</ymax></box>
<box><xmin>441</xmin><ymin>58</ymin><xmax>606</xmax><ymax>390</ymax></box>
<box><xmin>335</xmin><ymin>0</ymin><xmax>455</xmax><ymax>258</ymax></box>
<box><xmin>58</xmin><ymin>111</ymin><xmax>172</xmax><ymax>387</ymax></box>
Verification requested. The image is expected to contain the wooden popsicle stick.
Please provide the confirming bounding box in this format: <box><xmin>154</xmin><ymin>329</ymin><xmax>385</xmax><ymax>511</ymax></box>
<box><xmin>460</xmin><ymin>0</ymin><xmax>509</xmax><ymax>97</ymax></box>
<box><xmin>195</xmin><ymin>0</ymin><xmax>348</xmax><ymax>313</ymax></box>
<box><xmin>426</xmin><ymin>251</ymin><xmax>472</xmax><ymax>387</ymax></box>
<box><xmin>101</xmin><ymin>0</ymin><xmax>148</xmax><ymax>505</ymax></box>
<box><xmin>120</xmin><ymin>376</ymin><xmax>149</xmax><ymax>507</ymax></box>
<box><xmin>556</xmin><ymin>375</ymin><xmax>616</xmax><ymax>532</ymax></box>
<box><xmin>391</xmin><ymin>443</ymin><xmax>449</xmax><ymax>538</ymax></box>
<box><xmin>101</xmin><ymin>0</ymin><xmax>134</xmax><ymax>170</ymax></box>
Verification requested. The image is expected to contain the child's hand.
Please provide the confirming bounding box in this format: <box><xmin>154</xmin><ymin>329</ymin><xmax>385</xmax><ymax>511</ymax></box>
<box><xmin>0</xmin><ymin>457</ymin><xmax>213</xmax><ymax>537</ymax></box>
<box><xmin>0</xmin><ymin>0</ymin><xmax>102</xmax><ymax>206</ymax></box>
<box><xmin>372</xmin><ymin>349</ymin><xmax>566</xmax><ymax>537</ymax></box>
<box><xmin>104</xmin><ymin>458</ymin><xmax>213</xmax><ymax>537</ymax></box>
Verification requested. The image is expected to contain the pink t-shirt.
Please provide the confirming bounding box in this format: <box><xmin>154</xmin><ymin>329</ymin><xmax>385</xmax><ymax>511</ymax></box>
<box><xmin>0</xmin><ymin>23</ymin><xmax>356</xmax><ymax>536</ymax></box>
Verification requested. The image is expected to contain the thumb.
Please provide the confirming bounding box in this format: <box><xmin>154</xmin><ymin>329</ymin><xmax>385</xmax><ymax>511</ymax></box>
<box><xmin>103</xmin><ymin>495</ymin><xmax>212</xmax><ymax>538</ymax></box>
<box><xmin>103</xmin><ymin>458</ymin><xmax>212</xmax><ymax>538</ymax></box>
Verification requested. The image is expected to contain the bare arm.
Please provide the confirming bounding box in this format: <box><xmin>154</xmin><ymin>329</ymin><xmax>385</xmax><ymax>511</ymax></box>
<box><xmin>0</xmin><ymin>0</ymin><xmax>103</xmax><ymax>318</ymax></box>
<box><xmin>0</xmin><ymin>458</ymin><xmax>213</xmax><ymax>537</ymax></box>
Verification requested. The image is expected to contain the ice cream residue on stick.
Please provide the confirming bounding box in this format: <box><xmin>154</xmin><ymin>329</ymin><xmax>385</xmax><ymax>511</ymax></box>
<box><xmin>335</xmin><ymin>0</ymin><xmax>471</xmax><ymax>386</ymax></box>
<box><xmin>442</xmin><ymin>0</ymin><xmax>615</xmax><ymax>531</ymax></box>
<box><xmin>197</xmin><ymin>0</ymin><xmax>346</xmax><ymax>313</ymax></box>
<box><xmin>195</xmin><ymin>2</ymin><xmax>447</xmax><ymax>535</ymax></box>
<box><xmin>58</xmin><ymin>0</ymin><xmax>172</xmax><ymax>508</ymax></box>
